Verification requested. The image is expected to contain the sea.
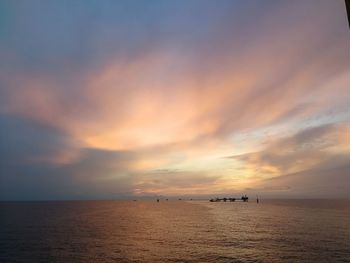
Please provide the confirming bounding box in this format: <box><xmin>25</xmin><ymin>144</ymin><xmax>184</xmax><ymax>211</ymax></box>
<box><xmin>1</xmin><ymin>199</ymin><xmax>349</xmax><ymax>262</ymax></box>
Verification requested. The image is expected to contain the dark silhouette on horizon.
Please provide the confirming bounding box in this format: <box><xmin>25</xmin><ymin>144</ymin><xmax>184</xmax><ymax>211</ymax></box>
<box><xmin>209</xmin><ymin>195</ymin><xmax>249</xmax><ymax>202</ymax></box>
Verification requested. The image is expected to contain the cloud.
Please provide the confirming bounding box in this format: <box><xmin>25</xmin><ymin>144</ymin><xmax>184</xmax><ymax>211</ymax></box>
<box><xmin>0</xmin><ymin>114</ymin><xmax>137</xmax><ymax>200</ymax></box>
<box><xmin>228</xmin><ymin>123</ymin><xmax>350</xmax><ymax>197</ymax></box>
<box><xmin>0</xmin><ymin>114</ymin><xmax>80</xmax><ymax>166</ymax></box>
<box><xmin>0</xmin><ymin>1</ymin><xmax>350</xmax><ymax>199</ymax></box>
<box><xmin>132</xmin><ymin>170</ymin><xmax>222</xmax><ymax>196</ymax></box>
<box><xmin>0</xmin><ymin>113</ymin><xmax>222</xmax><ymax>199</ymax></box>
<box><xmin>249</xmin><ymin>163</ymin><xmax>350</xmax><ymax>198</ymax></box>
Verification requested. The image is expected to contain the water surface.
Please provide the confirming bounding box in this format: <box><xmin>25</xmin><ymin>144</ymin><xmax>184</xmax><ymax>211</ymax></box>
<box><xmin>1</xmin><ymin>200</ymin><xmax>349</xmax><ymax>262</ymax></box>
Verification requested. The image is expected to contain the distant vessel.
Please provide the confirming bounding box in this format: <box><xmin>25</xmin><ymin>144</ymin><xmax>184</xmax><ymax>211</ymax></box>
<box><xmin>210</xmin><ymin>195</ymin><xmax>249</xmax><ymax>202</ymax></box>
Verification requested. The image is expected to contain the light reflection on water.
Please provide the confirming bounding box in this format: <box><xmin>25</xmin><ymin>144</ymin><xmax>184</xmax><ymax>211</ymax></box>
<box><xmin>1</xmin><ymin>200</ymin><xmax>349</xmax><ymax>262</ymax></box>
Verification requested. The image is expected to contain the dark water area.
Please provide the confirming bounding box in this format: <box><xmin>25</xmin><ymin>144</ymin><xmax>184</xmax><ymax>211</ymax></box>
<box><xmin>1</xmin><ymin>200</ymin><xmax>350</xmax><ymax>263</ymax></box>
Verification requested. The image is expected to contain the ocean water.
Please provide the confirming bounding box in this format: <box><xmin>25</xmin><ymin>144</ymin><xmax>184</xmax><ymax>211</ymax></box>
<box><xmin>1</xmin><ymin>200</ymin><xmax>350</xmax><ymax>263</ymax></box>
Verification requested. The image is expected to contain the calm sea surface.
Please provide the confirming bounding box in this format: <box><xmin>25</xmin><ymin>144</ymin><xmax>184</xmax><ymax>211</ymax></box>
<box><xmin>1</xmin><ymin>200</ymin><xmax>350</xmax><ymax>262</ymax></box>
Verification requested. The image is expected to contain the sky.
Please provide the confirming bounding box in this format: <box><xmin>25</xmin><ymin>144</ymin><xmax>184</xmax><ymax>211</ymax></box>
<box><xmin>0</xmin><ymin>0</ymin><xmax>350</xmax><ymax>200</ymax></box>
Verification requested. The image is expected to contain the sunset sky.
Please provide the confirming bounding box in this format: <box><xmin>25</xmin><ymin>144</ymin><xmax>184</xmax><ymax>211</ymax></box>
<box><xmin>1</xmin><ymin>0</ymin><xmax>349</xmax><ymax>200</ymax></box>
